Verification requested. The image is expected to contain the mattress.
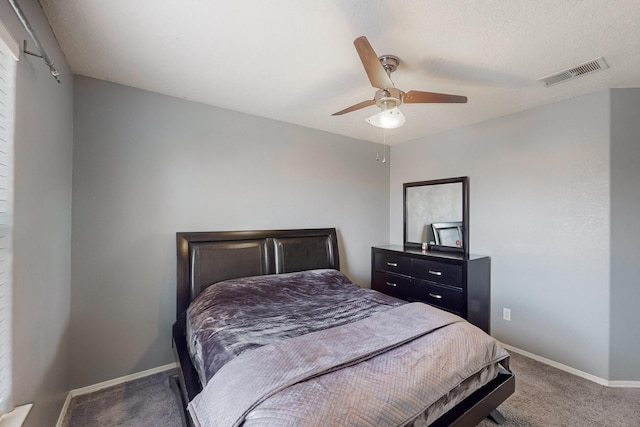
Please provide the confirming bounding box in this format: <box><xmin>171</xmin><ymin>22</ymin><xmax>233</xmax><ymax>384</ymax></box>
<box><xmin>185</xmin><ymin>269</ymin><xmax>509</xmax><ymax>426</ymax></box>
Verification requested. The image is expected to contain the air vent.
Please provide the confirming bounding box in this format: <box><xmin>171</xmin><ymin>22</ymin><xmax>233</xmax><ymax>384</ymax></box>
<box><xmin>538</xmin><ymin>57</ymin><xmax>609</xmax><ymax>87</ymax></box>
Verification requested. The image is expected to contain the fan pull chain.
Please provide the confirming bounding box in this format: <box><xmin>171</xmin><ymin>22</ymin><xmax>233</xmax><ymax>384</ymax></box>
<box><xmin>382</xmin><ymin>130</ymin><xmax>387</xmax><ymax>163</ymax></box>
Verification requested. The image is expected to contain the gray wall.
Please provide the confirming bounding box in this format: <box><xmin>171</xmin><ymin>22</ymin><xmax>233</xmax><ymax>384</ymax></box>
<box><xmin>71</xmin><ymin>76</ymin><xmax>389</xmax><ymax>388</ymax></box>
<box><xmin>0</xmin><ymin>1</ymin><xmax>73</xmax><ymax>425</ymax></box>
<box><xmin>391</xmin><ymin>92</ymin><xmax>612</xmax><ymax>379</ymax></box>
<box><xmin>609</xmin><ymin>88</ymin><xmax>640</xmax><ymax>381</ymax></box>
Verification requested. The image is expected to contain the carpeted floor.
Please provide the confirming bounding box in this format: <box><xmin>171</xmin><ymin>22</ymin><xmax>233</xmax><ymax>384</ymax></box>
<box><xmin>62</xmin><ymin>351</ymin><xmax>640</xmax><ymax>426</ymax></box>
<box><xmin>61</xmin><ymin>369</ymin><xmax>185</xmax><ymax>427</ymax></box>
<box><xmin>478</xmin><ymin>352</ymin><xmax>640</xmax><ymax>427</ymax></box>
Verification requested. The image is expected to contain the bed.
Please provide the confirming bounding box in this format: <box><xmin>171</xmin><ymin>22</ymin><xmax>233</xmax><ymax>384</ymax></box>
<box><xmin>173</xmin><ymin>228</ymin><xmax>514</xmax><ymax>427</ymax></box>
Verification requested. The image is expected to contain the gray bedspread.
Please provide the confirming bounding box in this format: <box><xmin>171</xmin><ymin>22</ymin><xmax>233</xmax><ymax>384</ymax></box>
<box><xmin>187</xmin><ymin>269</ymin><xmax>404</xmax><ymax>385</ymax></box>
<box><xmin>188</xmin><ymin>302</ymin><xmax>509</xmax><ymax>427</ymax></box>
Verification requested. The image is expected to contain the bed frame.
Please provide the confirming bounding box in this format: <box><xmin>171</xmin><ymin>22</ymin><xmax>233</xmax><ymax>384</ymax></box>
<box><xmin>172</xmin><ymin>228</ymin><xmax>514</xmax><ymax>426</ymax></box>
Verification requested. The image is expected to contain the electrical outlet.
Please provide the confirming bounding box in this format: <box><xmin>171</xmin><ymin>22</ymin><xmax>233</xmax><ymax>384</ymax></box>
<box><xmin>503</xmin><ymin>308</ymin><xmax>511</xmax><ymax>321</ymax></box>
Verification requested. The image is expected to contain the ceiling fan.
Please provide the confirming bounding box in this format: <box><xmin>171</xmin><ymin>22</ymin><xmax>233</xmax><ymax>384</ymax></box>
<box><xmin>332</xmin><ymin>36</ymin><xmax>468</xmax><ymax>129</ymax></box>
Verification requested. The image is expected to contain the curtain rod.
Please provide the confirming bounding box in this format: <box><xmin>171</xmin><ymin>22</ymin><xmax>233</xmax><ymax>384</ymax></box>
<box><xmin>8</xmin><ymin>0</ymin><xmax>61</xmax><ymax>83</ymax></box>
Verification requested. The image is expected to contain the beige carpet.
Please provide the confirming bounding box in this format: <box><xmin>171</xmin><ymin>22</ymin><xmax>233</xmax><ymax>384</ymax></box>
<box><xmin>62</xmin><ymin>351</ymin><xmax>640</xmax><ymax>426</ymax></box>
<box><xmin>478</xmin><ymin>351</ymin><xmax>640</xmax><ymax>427</ymax></box>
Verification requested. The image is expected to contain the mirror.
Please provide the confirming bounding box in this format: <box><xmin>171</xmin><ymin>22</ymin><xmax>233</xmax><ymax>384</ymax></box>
<box><xmin>403</xmin><ymin>177</ymin><xmax>469</xmax><ymax>254</ymax></box>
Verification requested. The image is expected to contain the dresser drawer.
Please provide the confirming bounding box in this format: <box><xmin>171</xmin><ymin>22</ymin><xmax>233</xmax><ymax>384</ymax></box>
<box><xmin>413</xmin><ymin>259</ymin><xmax>462</xmax><ymax>288</ymax></box>
<box><xmin>372</xmin><ymin>272</ymin><xmax>411</xmax><ymax>300</ymax></box>
<box><xmin>374</xmin><ymin>251</ymin><xmax>411</xmax><ymax>275</ymax></box>
<box><xmin>372</xmin><ymin>246</ymin><xmax>490</xmax><ymax>334</ymax></box>
<box><xmin>412</xmin><ymin>280</ymin><xmax>464</xmax><ymax>314</ymax></box>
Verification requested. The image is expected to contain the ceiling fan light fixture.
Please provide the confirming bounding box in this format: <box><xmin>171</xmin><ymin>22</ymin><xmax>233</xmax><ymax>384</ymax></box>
<box><xmin>365</xmin><ymin>107</ymin><xmax>406</xmax><ymax>129</ymax></box>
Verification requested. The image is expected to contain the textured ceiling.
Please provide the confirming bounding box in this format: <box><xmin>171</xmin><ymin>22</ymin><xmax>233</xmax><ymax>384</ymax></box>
<box><xmin>40</xmin><ymin>0</ymin><xmax>640</xmax><ymax>145</ymax></box>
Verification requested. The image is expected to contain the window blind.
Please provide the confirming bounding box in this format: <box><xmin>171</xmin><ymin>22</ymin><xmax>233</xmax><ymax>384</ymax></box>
<box><xmin>0</xmin><ymin>23</ymin><xmax>17</xmax><ymax>414</ymax></box>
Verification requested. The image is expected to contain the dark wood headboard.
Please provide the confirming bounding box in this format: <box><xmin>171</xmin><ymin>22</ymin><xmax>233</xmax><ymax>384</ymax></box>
<box><xmin>176</xmin><ymin>228</ymin><xmax>340</xmax><ymax>318</ymax></box>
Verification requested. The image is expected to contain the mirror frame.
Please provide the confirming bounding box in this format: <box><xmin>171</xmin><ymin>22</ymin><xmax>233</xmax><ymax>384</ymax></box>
<box><xmin>403</xmin><ymin>176</ymin><xmax>469</xmax><ymax>254</ymax></box>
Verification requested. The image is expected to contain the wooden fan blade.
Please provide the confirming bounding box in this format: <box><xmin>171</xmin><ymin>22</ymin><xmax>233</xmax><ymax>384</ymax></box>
<box><xmin>404</xmin><ymin>90</ymin><xmax>468</xmax><ymax>104</ymax></box>
<box><xmin>332</xmin><ymin>99</ymin><xmax>376</xmax><ymax>116</ymax></box>
<box><xmin>354</xmin><ymin>36</ymin><xmax>393</xmax><ymax>90</ymax></box>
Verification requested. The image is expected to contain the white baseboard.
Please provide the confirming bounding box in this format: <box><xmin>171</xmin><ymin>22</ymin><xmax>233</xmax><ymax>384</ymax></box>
<box><xmin>502</xmin><ymin>344</ymin><xmax>640</xmax><ymax>388</ymax></box>
<box><xmin>55</xmin><ymin>394</ymin><xmax>73</xmax><ymax>427</ymax></box>
<box><xmin>55</xmin><ymin>363</ymin><xmax>178</xmax><ymax>427</ymax></box>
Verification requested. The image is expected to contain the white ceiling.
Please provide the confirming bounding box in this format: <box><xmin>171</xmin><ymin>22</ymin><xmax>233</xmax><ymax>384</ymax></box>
<box><xmin>40</xmin><ymin>0</ymin><xmax>640</xmax><ymax>145</ymax></box>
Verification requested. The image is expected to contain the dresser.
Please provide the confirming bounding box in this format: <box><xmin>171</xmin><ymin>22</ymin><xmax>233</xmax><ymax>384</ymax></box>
<box><xmin>371</xmin><ymin>245</ymin><xmax>491</xmax><ymax>333</ymax></box>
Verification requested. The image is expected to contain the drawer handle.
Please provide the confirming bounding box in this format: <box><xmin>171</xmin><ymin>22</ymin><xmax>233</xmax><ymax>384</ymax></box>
<box><xmin>386</xmin><ymin>282</ymin><xmax>397</xmax><ymax>287</ymax></box>
<box><xmin>429</xmin><ymin>293</ymin><xmax>443</xmax><ymax>299</ymax></box>
<box><xmin>428</xmin><ymin>270</ymin><xmax>442</xmax><ymax>276</ymax></box>
<box><xmin>386</xmin><ymin>262</ymin><xmax>398</xmax><ymax>267</ymax></box>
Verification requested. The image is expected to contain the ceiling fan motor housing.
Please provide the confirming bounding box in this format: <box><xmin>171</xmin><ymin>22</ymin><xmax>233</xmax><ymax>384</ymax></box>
<box><xmin>375</xmin><ymin>87</ymin><xmax>404</xmax><ymax>110</ymax></box>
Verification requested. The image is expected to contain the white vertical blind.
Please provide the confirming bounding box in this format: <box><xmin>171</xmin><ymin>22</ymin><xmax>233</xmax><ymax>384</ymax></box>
<box><xmin>0</xmin><ymin>21</ymin><xmax>17</xmax><ymax>413</ymax></box>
